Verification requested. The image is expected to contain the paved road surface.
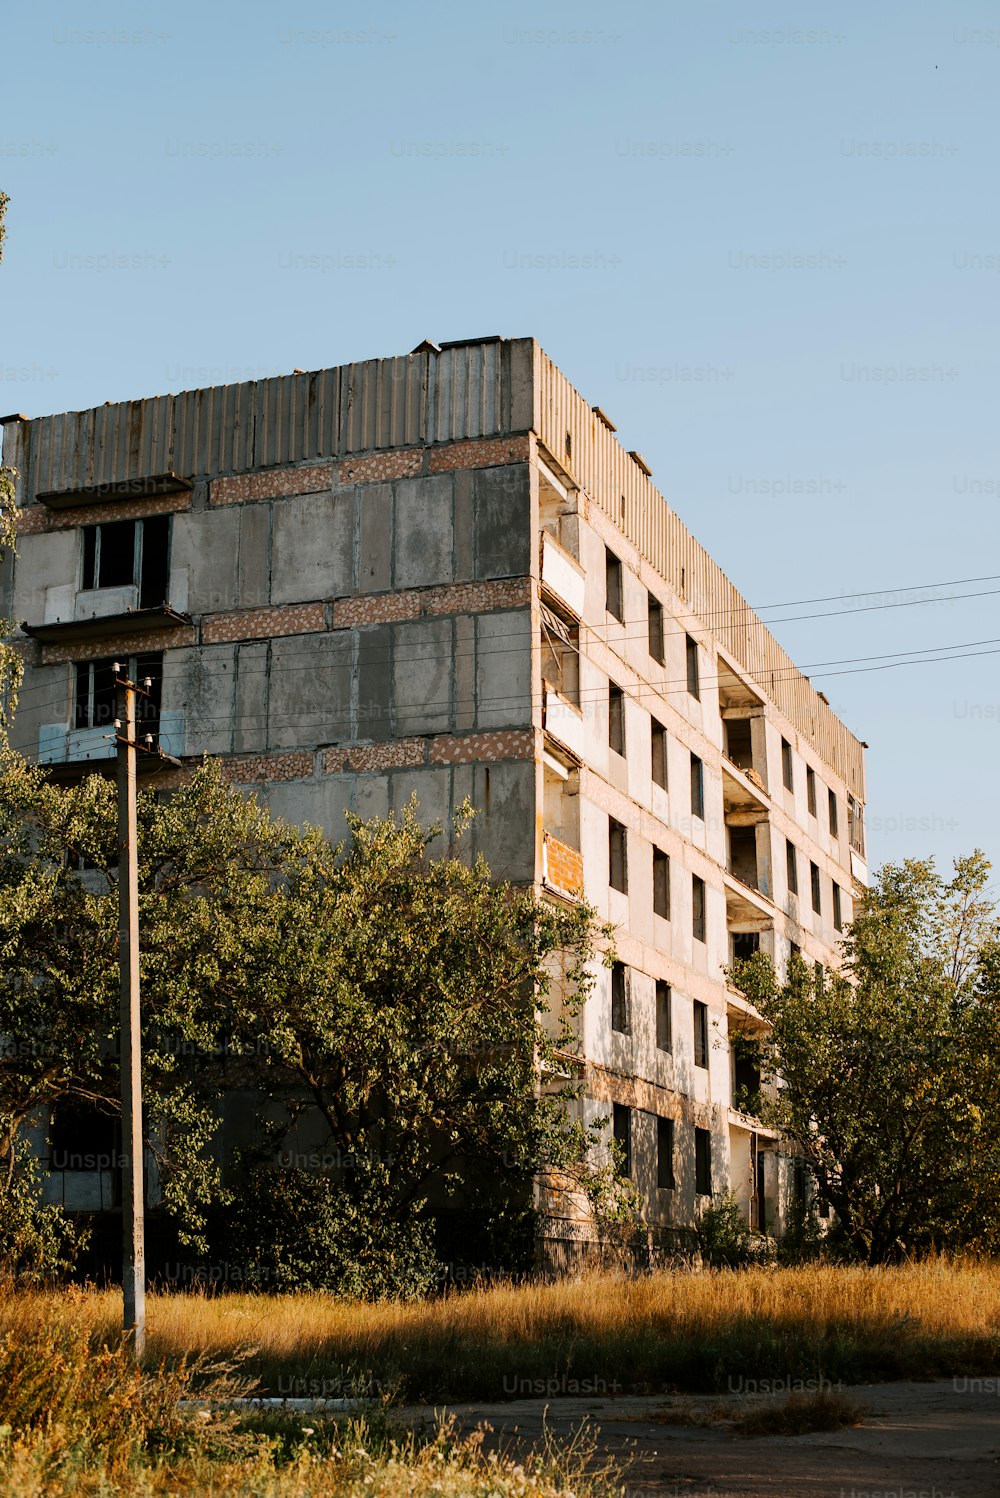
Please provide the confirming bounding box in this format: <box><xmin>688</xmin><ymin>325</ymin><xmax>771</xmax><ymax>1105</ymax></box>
<box><xmin>398</xmin><ymin>1380</ymin><xmax>1000</xmax><ymax>1498</ymax></box>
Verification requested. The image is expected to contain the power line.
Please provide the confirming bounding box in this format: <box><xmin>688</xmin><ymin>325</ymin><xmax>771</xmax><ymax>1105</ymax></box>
<box><xmin>11</xmin><ymin>639</ymin><xmax>1000</xmax><ymax>768</ymax></box>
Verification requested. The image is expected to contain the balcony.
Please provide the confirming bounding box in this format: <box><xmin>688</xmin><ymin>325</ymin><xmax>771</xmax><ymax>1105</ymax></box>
<box><xmin>38</xmin><ymin>713</ymin><xmax>185</xmax><ymax>778</ymax></box>
<box><xmin>540</xmin><ymin>532</ymin><xmax>585</xmax><ymax>620</ymax></box>
<box><xmin>722</xmin><ymin>757</ymin><xmax>769</xmax><ymax>819</ymax></box>
<box><xmin>23</xmin><ymin>604</ymin><xmax>191</xmax><ymax>649</ymax></box>
<box><xmin>35</xmin><ymin>472</ymin><xmax>192</xmax><ymax>511</ymax></box>
<box><xmin>542</xmin><ymin>682</ymin><xmax>584</xmax><ymax>761</ymax></box>
<box><xmin>542</xmin><ymin>832</ymin><xmax>583</xmax><ymax>896</ymax></box>
<box><xmin>724</xmin><ymin>871</ymin><xmax>774</xmax><ymax>928</ymax></box>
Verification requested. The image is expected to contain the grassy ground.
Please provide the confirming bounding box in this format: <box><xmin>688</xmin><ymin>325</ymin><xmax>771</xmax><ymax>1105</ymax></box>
<box><xmin>0</xmin><ymin>1313</ymin><xmax>617</xmax><ymax>1497</ymax></box>
<box><xmin>6</xmin><ymin>1259</ymin><xmax>999</xmax><ymax>1404</ymax></box>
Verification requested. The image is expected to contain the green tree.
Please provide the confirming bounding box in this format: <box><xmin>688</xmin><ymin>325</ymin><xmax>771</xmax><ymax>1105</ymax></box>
<box><xmin>733</xmin><ymin>853</ymin><xmax>1000</xmax><ymax>1263</ymax></box>
<box><xmin>0</xmin><ymin>755</ymin><xmax>610</xmax><ymax>1289</ymax></box>
<box><xmin>0</xmin><ymin>190</ymin><xmax>24</xmax><ymax>742</ymax></box>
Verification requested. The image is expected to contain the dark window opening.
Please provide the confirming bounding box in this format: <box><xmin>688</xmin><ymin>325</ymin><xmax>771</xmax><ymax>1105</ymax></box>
<box><xmin>724</xmin><ymin>717</ymin><xmax>753</xmax><ymax>771</ymax></box>
<box><xmin>695</xmin><ymin>1126</ymin><xmax>712</xmax><ymax>1195</ymax></box>
<box><xmin>690</xmin><ymin>754</ymin><xmax>705</xmax><ymax>820</ymax></box>
<box><xmin>648</xmin><ymin>593</ymin><xmax>665</xmax><ymax>664</ymax></box>
<box><xmin>657</xmin><ymin>1116</ymin><xmax>675</xmax><ymax>1189</ymax></box>
<box><xmin>731</xmin><ymin>931</ymin><xmax>760</xmax><ymax>963</ymax></box>
<box><xmin>781</xmin><ymin>737</ymin><xmax>794</xmax><ymax>791</ymax></box>
<box><xmin>653</xmin><ymin>847</ymin><xmax>670</xmax><ymax>920</ymax></box>
<box><xmin>139</xmin><ymin>514</ymin><xmax>170</xmax><ymax>608</ymax></box>
<box><xmin>786</xmin><ymin>838</ymin><xmax>798</xmax><ymax>895</ymax></box>
<box><xmin>50</xmin><ymin>1099</ymin><xmax>119</xmax><ymax>1181</ymax></box>
<box><xmin>833</xmin><ymin>883</ymin><xmax>843</xmax><ymax>931</ymax></box>
<box><xmin>609</xmin><ymin>683</ymin><xmax>626</xmax><ymax>757</ymax></box>
<box><xmin>810</xmin><ymin>861</ymin><xmax>822</xmax><ymax>915</ymax></box>
<box><xmin>611</xmin><ymin>961</ymin><xmax>629</xmax><ymax>1034</ymax></box>
<box><xmin>606</xmin><ymin>548</ymin><xmax>624</xmax><ymax>622</ymax></box>
<box><xmin>693</xmin><ymin>999</ymin><xmax>709</xmax><ymax>1068</ymax></box>
<box><xmin>80</xmin><ymin>516</ymin><xmax>170</xmax><ymax>608</ymax></box>
<box><xmin>728</xmin><ymin>825</ymin><xmax>757</xmax><ymax>888</ymax></box>
<box><xmin>651</xmin><ymin>719</ymin><xmax>668</xmax><ymax>791</ymax></box>
<box><xmin>655</xmin><ymin>981</ymin><xmax>672</xmax><ymax>1052</ymax></box>
<box><xmin>732</xmin><ymin>1038</ymin><xmax>761</xmax><ymax>1104</ymax></box>
<box><xmin>806</xmin><ymin>766</ymin><xmax>817</xmax><ymax>818</ymax></box>
<box><xmin>829</xmin><ymin>789</ymin><xmax>839</xmax><ymax>838</ymax></box>
<box><xmin>692</xmin><ymin>875</ymin><xmax>706</xmax><ymax>944</ymax></box>
<box><xmin>74</xmin><ymin>654</ymin><xmax>163</xmax><ymax>741</ymax></box>
<box><xmin>685</xmin><ymin>635</ymin><xmax>700</xmax><ymax>699</ymax></box>
<box><xmin>612</xmin><ymin>1103</ymin><xmax>632</xmax><ymax>1177</ymax></box>
<box><xmin>609</xmin><ymin>818</ymin><xmax>628</xmax><ymax>893</ymax></box>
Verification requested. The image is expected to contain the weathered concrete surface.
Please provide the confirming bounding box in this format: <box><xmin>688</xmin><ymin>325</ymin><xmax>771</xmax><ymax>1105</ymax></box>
<box><xmin>399</xmin><ymin>1380</ymin><xmax>1000</xmax><ymax>1498</ymax></box>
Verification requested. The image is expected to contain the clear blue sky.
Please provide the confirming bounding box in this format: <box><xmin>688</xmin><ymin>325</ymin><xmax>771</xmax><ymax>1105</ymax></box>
<box><xmin>2</xmin><ymin>0</ymin><xmax>997</xmax><ymax>877</ymax></box>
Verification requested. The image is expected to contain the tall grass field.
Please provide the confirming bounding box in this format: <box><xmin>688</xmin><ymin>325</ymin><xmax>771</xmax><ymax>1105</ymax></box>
<box><xmin>1</xmin><ymin>1262</ymin><xmax>997</xmax><ymax>1494</ymax></box>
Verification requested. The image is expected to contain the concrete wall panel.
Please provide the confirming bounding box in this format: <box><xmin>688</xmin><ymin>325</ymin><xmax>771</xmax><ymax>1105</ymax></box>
<box><xmin>476</xmin><ymin>610</ymin><xmax>531</xmax><ymax>729</ymax></box>
<box><xmin>171</xmin><ymin>510</ymin><xmax>240</xmax><ymax>614</ymax></box>
<box><xmin>475</xmin><ymin>466</ymin><xmax>530</xmax><ymax>579</ymax></box>
<box><xmin>472</xmin><ymin>759</ymin><xmax>535</xmax><ymax>884</ymax></box>
<box><xmin>356</xmin><ymin>625</ymin><xmax>392</xmax><ymax>742</ymax></box>
<box><xmin>358</xmin><ymin>484</ymin><xmax>392</xmax><ymax>593</ymax></box>
<box><xmin>267</xmin><ymin>633</ymin><xmax>351</xmax><ymax>748</ymax></box>
<box><xmin>271</xmin><ymin>493</ymin><xmax>353</xmax><ymax>604</ymax></box>
<box><xmin>393</xmin><ymin>474</ymin><xmax>454</xmax><ymax>589</ymax></box>
<box><xmin>236</xmin><ymin>504</ymin><xmax>271</xmax><ymax>608</ymax></box>
<box><xmin>392</xmin><ymin>618</ymin><xmax>451</xmax><ymax>736</ymax></box>
<box><xmin>14</xmin><ymin>531</ymin><xmax>79</xmax><ymax>625</ymax></box>
<box><xmin>163</xmin><ymin>645</ymin><xmax>236</xmax><ymax>756</ymax></box>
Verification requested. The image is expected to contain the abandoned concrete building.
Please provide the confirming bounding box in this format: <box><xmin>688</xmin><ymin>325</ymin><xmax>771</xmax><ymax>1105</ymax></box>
<box><xmin>0</xmin><ymin>336</ymin><xmax>867</xmax><ymax>1255</ymax></box>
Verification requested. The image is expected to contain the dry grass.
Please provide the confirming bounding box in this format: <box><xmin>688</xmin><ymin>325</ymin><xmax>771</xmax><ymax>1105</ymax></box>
<box><xmin>7</xmin><ymin>1259</ymin><xmax>1000</xmax><ymax>1403</ymax></box>
<box><xmin>0</xmin><ymin>1307</ymin><xmax>617</xmax><ymax>1497</ymax></box>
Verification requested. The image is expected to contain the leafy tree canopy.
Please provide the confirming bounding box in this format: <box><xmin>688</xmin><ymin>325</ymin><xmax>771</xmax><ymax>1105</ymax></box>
<box><xmin>0</xmin><ymin>755</ymin><xmax>613</xmax><ymax>1289</ymax></box>
<box><xmin>732</xmin><ymin>852</ymin><xmax>1000</xmax><ymax>1264</ymax></box>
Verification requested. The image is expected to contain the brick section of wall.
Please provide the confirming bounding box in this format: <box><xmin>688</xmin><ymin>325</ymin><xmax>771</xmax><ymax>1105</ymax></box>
<box><xmin>333</xmin><ymin>577</ymin><xmax>531</xmax><ymax>630</ymax></box>
<box><xmin>17</xmin><ymin>491</ymin><xmax>192</xmax><ymax>535</ymax></box>
<box><xmin>543</xmin><ymin>832</ymin><xmax>583</xmax><ymax>893</ymax></box>
<box><xmin>428</xmin><ymin>435</ymin><xmax>531</xmax><ymax>472</ymax></box>
<box><xmin>222</xmin><ymin>751</ymin><xmax>315</xmax><ymax>784</ymax></box>
<box><xmin>429</xmin><ymin>729</ymin><xmax>535</xmax><ymax>765</ymax></box>
<box><xmin>337</xmin><ymin>450</ymin><xmax>422</xmax><ymax>485</ymax></box>
<box><xmin>322</xmin><ymin>728</ymin><xmax>536</xmax><ymax>776</ymax></box>
<box><xmin>40</xmin><ymin>626</ymin><xmax>197</xmax><ymax>666</ymax></box>
<box><xmin>210</xmin><ymin>462</ymin><xmax>333</xmax><ymax>507</ymax></box>
<box><xmin>202</xmin><ymin>603</ymin><xmax>325</xmax><ymax>645</ymax></box>
<box><xmin>324</xmin><ymin>739</ymin><xmax>425</xmax><ymax>775</ymax></box>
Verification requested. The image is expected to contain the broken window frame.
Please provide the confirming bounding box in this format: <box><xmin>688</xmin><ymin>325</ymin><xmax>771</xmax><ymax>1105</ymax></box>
<box><xmin>80</xmin><ymin>515</ymin><xmax>171</xmax><ymax>609</ymax></box>
<box><xmin>73</xmin><ymin>653</ymin><xmax>163</xmax><ymax>741</ymax></box>
<box><xmin>540</xmin><ymin>603</ymin><xmax>580</xmax><ymax>706</ymax></box>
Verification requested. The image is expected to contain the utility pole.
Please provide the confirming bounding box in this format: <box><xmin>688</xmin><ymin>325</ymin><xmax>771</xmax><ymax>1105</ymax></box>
<box><xmin>115</xmin><ymin>666</ymin><xmax>145</xmax><ymax>1361</ymax></box>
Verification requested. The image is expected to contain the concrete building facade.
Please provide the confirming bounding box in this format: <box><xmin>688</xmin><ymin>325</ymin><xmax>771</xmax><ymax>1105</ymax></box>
<box><xmin>0</xmin><ymin>337</ymin><xmax>867</xmax><ymax>1253</ymax></box>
